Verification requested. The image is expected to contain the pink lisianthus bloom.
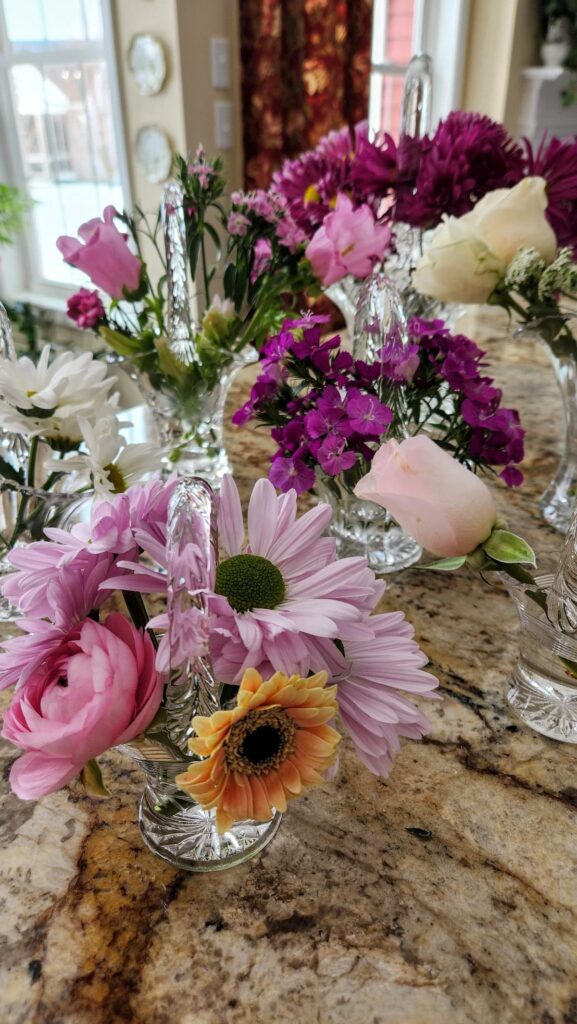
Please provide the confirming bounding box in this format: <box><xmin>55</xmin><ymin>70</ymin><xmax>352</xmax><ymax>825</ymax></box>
<box><xmin>2</xmin><ymin>614</ymin><xmax>163</xmax><ymax>800</ymax></box>
<box><xmin>66</xmin><ymin>288</ymin><xmax>105</xmax><ymax>330</ymax></box>
<box><xmin>57</xmin><ymin>206</ymin><xmax>142</xmax><ymax>300</ymax></box>
<box><xmin>306</xmin><ymin>194</ymin><xmax>392</xmax><ymax>286</ymax></box>
<box><xmin>354</xmin><ymin>435</ymin><xmax>497</xmax><ymax>558</ymax></box>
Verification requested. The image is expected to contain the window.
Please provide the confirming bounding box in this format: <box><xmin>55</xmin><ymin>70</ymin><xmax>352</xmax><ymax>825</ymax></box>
<box><xmin>369</xmin><ymin>0</ymin><xmax>470</xmax><ymax>139</ymax></box>
<box><xmin>0</xmin><ymin>0</ymin><xmax>130</xmax><ymax>302</ymax></box>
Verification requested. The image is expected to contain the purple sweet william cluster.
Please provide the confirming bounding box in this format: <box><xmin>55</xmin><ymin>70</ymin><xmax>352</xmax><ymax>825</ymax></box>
<box><xmin>409</xmin><ymin>318</ymin><xmax>525</xmax><ymax>486</ymax></box>
<box><xmin>233</xmin><ymin>315</ymin><xmax>393</xmax><ymax>494</ymax></box>
<box><xmin>233</xmin><ymin>315</ymin><xmax>526</xmax><ymax>494</ymax></box>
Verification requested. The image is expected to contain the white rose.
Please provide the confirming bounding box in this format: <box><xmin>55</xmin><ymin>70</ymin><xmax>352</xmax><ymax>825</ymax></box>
<box><xmin>412</xmin><ymin>217</ymin><xmax>504</xmax><ymax>303</ymax></box>
<box><xmin>413</xmin><ymin>177</ymin><xmax>558</xmax><ymax>304</ymax></box>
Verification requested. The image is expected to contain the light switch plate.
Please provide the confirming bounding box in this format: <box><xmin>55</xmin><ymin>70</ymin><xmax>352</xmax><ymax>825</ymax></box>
<box><xmin>210</xmin><ymin>36</ymin><xmax>231</xmax><ymax>89</ymax></box>
<box><xmin>214</xmin><ymin>100</ymin><xmax>234</xmax><ymax>150</ymax></box>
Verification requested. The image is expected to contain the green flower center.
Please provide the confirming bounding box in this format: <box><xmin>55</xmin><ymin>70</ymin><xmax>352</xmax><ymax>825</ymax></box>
<box><xmin>215</xmin><ymin>553</ymin><xmax>286</xmax><ymax>613</ymax></box>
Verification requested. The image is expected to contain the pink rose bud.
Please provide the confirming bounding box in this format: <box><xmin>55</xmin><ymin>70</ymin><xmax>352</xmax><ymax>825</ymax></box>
<box><xmin>354</xmin><ymin>435</ymin><xmax>497</xmax><ymax>557</ymax></box>
<box><xmin>2</xmin><ymin>614</ymin><xmax>163</xmax><ymax>800</ymax></box>
<box><xmin>57</xmin><ymin>206</ymin><xmax>142</xmax><ymax>300</ymax></box>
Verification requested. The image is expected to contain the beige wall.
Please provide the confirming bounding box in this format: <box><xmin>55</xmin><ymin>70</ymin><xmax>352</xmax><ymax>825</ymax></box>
<box><xmin>461</xmin><ymin>0</ymin><xmax>539</xmax><ymax>131</ymax></box>
<box><xmin>111</xmin><ymin>0</ymin><xmax>243</xmax><ymax>211</ymax></box>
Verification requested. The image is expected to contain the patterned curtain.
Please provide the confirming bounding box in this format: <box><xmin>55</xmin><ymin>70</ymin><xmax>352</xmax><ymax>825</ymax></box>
<box><xmin>239</xmin><ymin>0</ymin><xmax>374</xmax><ymax>189</ymax></box>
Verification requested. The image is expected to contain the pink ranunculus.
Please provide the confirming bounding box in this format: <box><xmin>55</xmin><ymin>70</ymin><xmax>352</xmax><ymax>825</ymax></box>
<box><xmin>66</xmin><ymin>288</ymin><xmax>106</xmax><ymax>330</ymax></box>
<box><xmin>354</xmin><ymin>435</ymin><xmax>497</xmax><ymax>557</ymax></box>
<box><xmin>305</xmin><ymin>193</ymin><xmax>392</xmax><ymax>286</ymax></box>
<box><xmin>57</xmin><ymin>206</ymin><xmax>142</xmax><ymax>300</ymax></box>
<box><xmin>2</xmin><ymin>614</ymin><xmax>163</xmax><ymax>800</ymax></box>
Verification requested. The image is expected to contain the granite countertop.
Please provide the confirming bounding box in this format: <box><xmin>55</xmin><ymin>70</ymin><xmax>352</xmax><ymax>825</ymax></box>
<box><xmin>1</xmin><ymin>322</ymin><xmax>577</xmax><ymax>1024</ymax></box>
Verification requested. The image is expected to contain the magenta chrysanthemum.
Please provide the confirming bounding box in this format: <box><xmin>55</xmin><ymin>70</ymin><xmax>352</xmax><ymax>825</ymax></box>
<box><xmin>272</xmin><ymin>123</ymin><xmax>368</xmax><ymax>235</ymax></box>
<box><xmin>523</xmin><ymin>134</ymin><xmax>577</xmax><ymax>252</ymax></box>
<box><xmin>398</xmin><ymin>112</ymin><xmax>525</xmax><ymax>228</ymax></box>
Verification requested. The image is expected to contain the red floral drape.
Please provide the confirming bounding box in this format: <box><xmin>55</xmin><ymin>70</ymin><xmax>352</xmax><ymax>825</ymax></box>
<box><xmin>239</xmin><ymin>0</ymin><xmax>374</xmax><ymax>189</ymax></box>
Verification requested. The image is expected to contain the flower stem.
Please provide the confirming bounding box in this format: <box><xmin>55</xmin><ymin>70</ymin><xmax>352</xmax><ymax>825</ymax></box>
<box><xmin>122</xmin><ymin>589</ymin><xmax>159</xmax><ymax>649</ymax></box>
<box><xmin>8</xmin><ymin>435</ymin><xmax>39</xmax><ymax>547</ymax></box>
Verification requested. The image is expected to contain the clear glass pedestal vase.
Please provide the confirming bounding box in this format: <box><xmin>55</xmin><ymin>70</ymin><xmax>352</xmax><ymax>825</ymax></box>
<box><xmin>120</xmin><ymin>737</ymin><xmax>282</xmax><ymax>872</ymax></box>
<box><xmin>128</xmin><ymin>346</ymin><xmax>258</xmax><ymax>490</ymax></box>
<box><xmin>507</xmin><ymin>573</ymin><xmax>577</xmax><ymax>742</ymax></box>
<box><xmin>316</xmin><ymin>479</ymin><xmax>422</xmax><ymax>574</ymax></box>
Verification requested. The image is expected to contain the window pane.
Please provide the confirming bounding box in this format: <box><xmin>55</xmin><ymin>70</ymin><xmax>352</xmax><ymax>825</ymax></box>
<box><xmin>3</xmin><ymin>0</ymin><xmax>45</xmax><ymax>48</ymax></box>
<box><xmin>9</xmin><ymin>60</ymin><xmax>123</xmax><ymax>285</ymax></box>
<box><xmin>3</xmin><ymin>0</ymin><xmax>103</xmax><ymax>50</ymax></box>
<box><xmin>370</xmin><ymin>71</ymin><xmax>405</xmax><ymax>138</ymax></box>
<box><xmin>384</xmin><ymin>0</ymin><xmax>415</xmax><ymax>64</ymax></box>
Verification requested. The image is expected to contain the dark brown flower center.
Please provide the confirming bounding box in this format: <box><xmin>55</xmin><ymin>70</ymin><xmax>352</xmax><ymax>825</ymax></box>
<box><xmin>224</xmin><ymin>707</ymin><xmax>296</xmax><ymax>776</ymax></box>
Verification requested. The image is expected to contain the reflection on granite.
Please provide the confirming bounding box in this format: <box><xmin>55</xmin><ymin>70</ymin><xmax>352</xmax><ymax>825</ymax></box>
<box><xmin>1</xmin><ymin>321</ymin><xmax>577</xmax><ymax>1024</ymax></box>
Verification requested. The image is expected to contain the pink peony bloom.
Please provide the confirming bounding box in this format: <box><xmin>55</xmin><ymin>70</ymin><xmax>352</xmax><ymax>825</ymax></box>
<box><xmin>306</xmin><ymin>194</ymin><xmax>392</xmax><ymax>286</ymax></box>
<box><xmin>66</xmin><ymin>288</ymin><xmax>105</xmax><ymax>330</ymax></box>
<box><xmin>2</xmin><ymin>614</ymin><xmax>163</xmax><ymax>800</ymax></box>
<box><xmin>354</xmin><ymin>435</ymin><xmax>497</xmax><ymax>557</ymax></box>
<box><xmin>57</xmin><ymin>206</ymin><xmax>142</xmax><ymax>299</ymax></box>
<box><xmin>209</xmin><ymin>474</ymin><xmax>384</xmax><ymax>683</ymax></box>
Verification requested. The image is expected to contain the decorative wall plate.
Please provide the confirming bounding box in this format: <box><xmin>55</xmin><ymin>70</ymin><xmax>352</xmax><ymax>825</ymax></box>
<box><xmin>135</xmin><ymin>125</ymin><xmax>172</xmax><ymax>183</ymax></box>
<box><xmin>128</xmin><ymin>33</ymin><xmax>167</xmax><ymax>96</ymax></box>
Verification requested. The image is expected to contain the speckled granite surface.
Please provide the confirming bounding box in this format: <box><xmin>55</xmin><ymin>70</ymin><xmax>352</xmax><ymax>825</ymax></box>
<box><xmin>1</xmin><ymin>320</ymin><xmax>576</xmax><ymax>1024</ymax></box>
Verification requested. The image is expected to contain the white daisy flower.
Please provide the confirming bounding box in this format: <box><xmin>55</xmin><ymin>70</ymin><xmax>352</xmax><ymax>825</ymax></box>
<box><xmin>0</xmin><ymin>345</ymin><xmax>115</xmax><ymax>441</ymax></box>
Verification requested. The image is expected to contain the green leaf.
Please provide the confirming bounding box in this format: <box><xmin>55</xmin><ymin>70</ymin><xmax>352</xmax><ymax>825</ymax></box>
<box><xmin>80</xmin><ymin>758</ymin><xmax>110</xmax><ymax>798</ymax></box>
<box><xmin>98</xmin><ymin>325</ymin><xmax>143</xmax><ymax>356</ymax></box>
<box><xmin>483</xmin><ymin>529</ymin><xmax>537</xmax><ymax>566</ymax></box>
<box><xmin>418</xmin><ymin>556</ymin><xmax>467</xmax><ymax>572</ymax></box>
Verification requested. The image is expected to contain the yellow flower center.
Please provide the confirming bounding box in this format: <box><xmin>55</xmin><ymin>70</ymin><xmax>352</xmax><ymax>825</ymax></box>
<box><xmin>303</xmin><ymin>184</ymin><xmax>322</xmax><ymax>205</ymax></box>
<box><xmin>224</xmin><ymin>707</ymin><xmax>296</xmax><ymax>776</ymax></box>
<box><xmin>215</xmin><ymin>553</ymin><xmax>286</xmax><ymax>613</ymax></box>
<box><xmin>104</xmin><ymin>462</ymin><xmax>127</xmax><ymax>493</ymax></box>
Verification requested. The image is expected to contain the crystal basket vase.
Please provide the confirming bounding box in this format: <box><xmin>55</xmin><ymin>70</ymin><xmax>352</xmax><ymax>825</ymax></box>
<box><xmin>129</xmin><ymin>345</ymin><xmax>257</xmax><ymax>489</ymax></box>
<box><xmin>126</xmin><ymin>179</ymin><xmax>257</xmax><ymax>489</ymax></box>
<box><xmin>516</xmin><ymin>316</ymin><xmax>577</xmax><ymax>533</ymax></box>
<box><xmin>506</xmin><ymin>574</ymin><xmax>577</xmax><ymax>743</ymax></box>
<box><xmin>318</xmin><ymin>272</ymin><xmax>423</xmax><ymax>574</ymax></box>
<box><xmin>118</xmin><ymin>478</ymin><xmax>281</xmax><ymax>871</ymax></box>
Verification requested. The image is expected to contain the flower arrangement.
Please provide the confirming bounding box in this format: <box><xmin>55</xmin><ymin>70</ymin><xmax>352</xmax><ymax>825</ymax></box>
<box><xmin>58</xmin><ymin>148</ymin><xmax>314</xmax><ymax>397</ymax></box>
<box><xmin>232</xmin><ymin>314</ymin><xmax>525</xmax><ymax>496</ymax></box>
<box><xmin>0</xmin><ymin>473</ymin><xmax>438</xmax><ymax>836</ymax></box>
<box><xmin>264</xmin><ymin>114</ymin><xmax>577</xmax><ymax>299</ymax></box>
<box><xmin>0</xmin><ymin>346</ymin><xmax>161</xmax><ymax>557</ymax></box>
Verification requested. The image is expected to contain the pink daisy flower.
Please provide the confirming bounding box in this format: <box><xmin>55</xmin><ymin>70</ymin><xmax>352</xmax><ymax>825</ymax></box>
<box><xmin>209</xmin><ymin>475</ymin><xmax>384</xmax><ymax>682</ymax></box>
<box><xmin>304</xmin><ymin>612</ymin><xmax>439</xmax><ymax>777</ymax></box>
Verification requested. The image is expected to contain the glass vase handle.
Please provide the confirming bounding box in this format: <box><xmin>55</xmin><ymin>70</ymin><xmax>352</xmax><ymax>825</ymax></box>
<box><xmin>164</xmin><ymin>477</ymin><xmax>221</xmax><ymax>751</ymax></box>
<box><xmin>161</xmin><ymin>179</ymin><xmax>200</xmax><ymax>367</ymax></box>
<box><xmin>400</xmin><ymin>53</ymin><xmax>433</xmax><ymax>138</ymax></box>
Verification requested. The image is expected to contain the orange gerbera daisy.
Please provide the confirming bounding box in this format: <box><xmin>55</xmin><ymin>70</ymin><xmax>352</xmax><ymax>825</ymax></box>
<box><xmin>175</xmin><ymin>667</ymin><xmax>341</xmax><ymax>833</ymax></box>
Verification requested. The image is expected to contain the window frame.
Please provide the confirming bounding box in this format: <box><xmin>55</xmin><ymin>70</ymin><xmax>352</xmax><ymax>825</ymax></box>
<box><xmin>369</xmin><ymin>0</ymin><xmax>470</xmax><ymax>138</ymax></box>
<box><xmin>0</xmin><ymin>0</ymin><xmax>131</xmax><ymax>311</ymax></box>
